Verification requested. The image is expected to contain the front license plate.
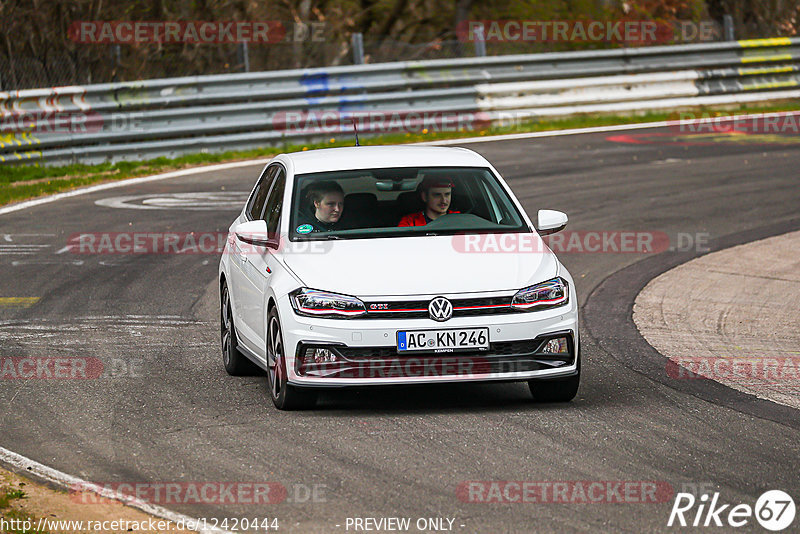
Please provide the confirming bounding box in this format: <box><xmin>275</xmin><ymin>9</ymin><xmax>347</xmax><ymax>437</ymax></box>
<box><xmin>397</xmin><ymin>328</ymin><xmax>489</xmax><ymax>353</ymax></box>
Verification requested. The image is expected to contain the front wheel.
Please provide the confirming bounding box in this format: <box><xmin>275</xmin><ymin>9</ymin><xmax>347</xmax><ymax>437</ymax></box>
<box><xmin>266</xmin><ymin>307</ymin><xmax>317</xmax><ymax>410</ymax></box>
<box><xmin>528</xmin><ymin>342</ymin><xmax>581</xmax><ymax>402</ymax></box>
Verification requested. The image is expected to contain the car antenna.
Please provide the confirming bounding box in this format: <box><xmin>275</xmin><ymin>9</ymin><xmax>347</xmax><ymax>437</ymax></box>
<box><xmin>352</xmin><ymin>120</ymin><xmax>360</xmax><ymax>146</ymax></box>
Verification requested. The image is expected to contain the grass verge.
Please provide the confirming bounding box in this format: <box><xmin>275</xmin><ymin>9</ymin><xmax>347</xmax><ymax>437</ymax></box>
<box><xmin>0</xmin><ymin>466</ymin><xmax>191</xmax><ymax>533</ymax></box>
<box><xmin>2</xmin><ymin>100</ymin><xmax>800</xmax><ymax>207</ymax></box>
<box><xmin>0</xmin><ymin>482</ymin><xmax>46</xmax><ymax>534</ymax></box>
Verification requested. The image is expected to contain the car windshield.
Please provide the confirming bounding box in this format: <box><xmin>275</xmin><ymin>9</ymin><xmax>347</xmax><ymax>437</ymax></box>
<box><xmin>290</xmin><ymin>166</ymin><xmax>528</xmax><ymax>240</ymax></box>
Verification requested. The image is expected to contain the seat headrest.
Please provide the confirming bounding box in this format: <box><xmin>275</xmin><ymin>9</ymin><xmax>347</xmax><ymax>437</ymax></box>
<box><xmin>397</xmin><ymin>191</ymin><xmax>422</xmax><ymax>215</ymax></box>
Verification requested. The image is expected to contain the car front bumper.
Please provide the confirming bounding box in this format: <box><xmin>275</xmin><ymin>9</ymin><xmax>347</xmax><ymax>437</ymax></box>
<box><xmin>277</xmin><ymin>291</ymin><xmax>580</xmax><ymax>387</ymax></box>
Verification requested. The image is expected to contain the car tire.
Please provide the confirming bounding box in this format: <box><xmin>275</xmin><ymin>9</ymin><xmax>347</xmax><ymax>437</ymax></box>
<box><xmin>267</xmin><ymin>306</ymin><xmax>317</xmax><ymax>410</ymax></box>
<box><xmin>220</xmin><ymin>282</ymin><xmax>260</xmax><ymax>376</ymax></box>
<box><xmin>528</xmin><ymin>341</ymin><xmax>581</xmax><ymax>402</ymax></box>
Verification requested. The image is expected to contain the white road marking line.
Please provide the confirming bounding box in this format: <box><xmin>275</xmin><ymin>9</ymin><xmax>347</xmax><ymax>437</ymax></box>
<box><xmin>96</xmin><ymin>191</ymin><xmax>249</xmax><ymax>211</ymax></box>
<box><xmin>0</xmin><ymin>446</ymin><xmax>232</xmax><ymax>534</ymax></box>
<box><xmin>0</xmin><ymin>244</ymin><xmax>52</xmax><ymax>255</ymax></box>
<box><xmin>57</xmin><ymin>235</ymin><xmax>86</xmax><ymax>254</ymax></box>
<box><xmin>11</xmin><ymin>259</ymin><xmax>84</xmax><ymax>266</ymax></box>
<box><xmin>1</xmin><ymin>234</ymin><xmax>57</xmax><ymax>242</ymax></box>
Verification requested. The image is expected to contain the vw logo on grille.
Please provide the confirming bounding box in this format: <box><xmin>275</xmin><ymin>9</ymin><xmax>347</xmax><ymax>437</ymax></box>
<box><xmin>428</xmin><ymin>297</ymin><xmax>453</xmax><ymax>322</ymax></box>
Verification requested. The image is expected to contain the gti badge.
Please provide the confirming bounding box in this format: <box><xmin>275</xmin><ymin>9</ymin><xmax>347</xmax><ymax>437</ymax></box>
<box><xmin>428</xmin><ymin>297</ymin><xmax>453</xmax><ymax>322</ymax></box>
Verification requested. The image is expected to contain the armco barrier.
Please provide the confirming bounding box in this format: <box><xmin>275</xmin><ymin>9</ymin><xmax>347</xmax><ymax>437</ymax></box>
<box><xmin>1</xmin><ymin>37</ymin><xmax>799</xmax><ymax>165</ymax></box>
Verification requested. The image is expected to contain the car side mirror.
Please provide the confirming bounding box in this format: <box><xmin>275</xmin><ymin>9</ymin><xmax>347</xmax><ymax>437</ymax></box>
<box><xmin>536</xmin><ymin>210</ymin><xmax>568</xmax><ymax>236</ymax></box>
<box><xmin>235</xmin><ymin>220</ymin><xmax>278</xmax><ymax>250</ymax></box>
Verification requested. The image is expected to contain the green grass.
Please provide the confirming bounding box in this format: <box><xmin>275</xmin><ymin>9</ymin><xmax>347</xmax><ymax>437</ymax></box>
<box><xmin>3</xmin><ymin>99</ymin><xmax>800</xmax><ymax>207</ymax></box>
<box><xmin>0</xmin><ymin>487</ymin><xmax>49</xmax><ymax>534</ymax></box>
<box><xmin>0</xmin><ymin>488</ymin><xmax>26</xmax><ymax>508</ymax></box>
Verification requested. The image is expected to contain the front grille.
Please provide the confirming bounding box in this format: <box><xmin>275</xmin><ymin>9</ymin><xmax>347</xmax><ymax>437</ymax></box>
<box><xmin>363</xmin><ymin>295</ymin><xmax>515</xmax><ymax>319</ymax></box>
<box><xmin>338</xmin><ymin>339</ymin><xmax>541</xmax><ymax>360</ymax></box>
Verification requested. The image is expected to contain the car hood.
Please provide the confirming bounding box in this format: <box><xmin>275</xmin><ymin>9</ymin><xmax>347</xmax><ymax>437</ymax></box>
<box><xmin>282</xmin><ymin>234</ymin><xmax>559</xmax><ymax>297</ymax></box>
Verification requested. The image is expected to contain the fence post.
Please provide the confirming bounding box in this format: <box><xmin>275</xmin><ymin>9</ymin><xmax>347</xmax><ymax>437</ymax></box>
<box><xmin>352</xmin><ymin>32</ymin><xmax>365</xmax><ymax>64</ymax></box>
<box><xmin>723</xmin><ymin>15</ymin><xmax>735</xmax><ymax>41</ymax></box>
<box><xmin>473</xmin><ymin>23</ymin><xmax>486</xmax><ymax>57</ymax></box>
<box><xmin>238</xmin><ymin>42</ymin><xmax>250</xmax><ymax>72</ymax></box>
<box><xmin>110</xmin><ymin>45</ymin><xmax>121</xmax><ymax>83</ymax></box>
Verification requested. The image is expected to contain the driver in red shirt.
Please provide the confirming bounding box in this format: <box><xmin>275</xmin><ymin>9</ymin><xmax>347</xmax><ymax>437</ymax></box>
<box><xmin>398</xmin><ymin>176</ymin><xmax>459</xmax><ymax>226</ymax></box>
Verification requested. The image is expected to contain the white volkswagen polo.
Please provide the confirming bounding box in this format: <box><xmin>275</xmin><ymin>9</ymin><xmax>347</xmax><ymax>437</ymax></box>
<box><xmin>219</xmin><ymin>145</ymin><xmax>580</xmax><ymax>409</ymax></box>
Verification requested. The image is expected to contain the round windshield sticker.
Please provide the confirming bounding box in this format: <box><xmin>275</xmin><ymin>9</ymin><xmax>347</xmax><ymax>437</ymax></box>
<box><xmin>296</xmin><ymin>224</ymin><xmax>314</xmax><ymax>234</ymax></box>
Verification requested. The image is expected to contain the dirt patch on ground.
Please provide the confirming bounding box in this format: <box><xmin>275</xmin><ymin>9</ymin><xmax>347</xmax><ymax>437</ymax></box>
<box><xmin>0</xmin><ymin>466</ymin><xmax>192</xmax><ymax>533</ymax></box>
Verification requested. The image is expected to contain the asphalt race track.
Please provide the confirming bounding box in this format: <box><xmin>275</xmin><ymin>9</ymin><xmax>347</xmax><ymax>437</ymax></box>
<box><xmin>1</xmin><ymin>126</ymin><xmax>799</xmax><ymax>532</ymax></box>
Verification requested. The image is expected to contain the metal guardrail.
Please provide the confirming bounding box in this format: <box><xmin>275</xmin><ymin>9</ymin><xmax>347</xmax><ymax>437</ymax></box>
<box><xmin>1</xmin><ymin>37</ymin><xmax>799</xmax><ymax>166</ymax></box>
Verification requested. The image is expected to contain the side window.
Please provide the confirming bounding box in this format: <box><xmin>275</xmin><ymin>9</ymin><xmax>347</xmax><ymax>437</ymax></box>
<box><xmin>263</xmin><ymin>167</ymin><xmax>286</xmax><ymax>237</ymax></box>
<box><xmin>246</xmin><ymin>165</ymin><xmax>278</xmax><ymax>220</ymax></box>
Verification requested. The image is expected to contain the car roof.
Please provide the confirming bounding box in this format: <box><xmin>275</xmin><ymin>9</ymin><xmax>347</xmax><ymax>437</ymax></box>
<box><xmin>282</xmin><ymin>145</ymin><xmax>490</xmax><ymax>175</ymax></box>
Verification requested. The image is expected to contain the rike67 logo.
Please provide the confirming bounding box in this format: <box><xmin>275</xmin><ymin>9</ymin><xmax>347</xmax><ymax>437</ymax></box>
<box><xmin>669</xmin><ymin>490</ymin><xmax>795</xmax><ymax>531</ymax></box>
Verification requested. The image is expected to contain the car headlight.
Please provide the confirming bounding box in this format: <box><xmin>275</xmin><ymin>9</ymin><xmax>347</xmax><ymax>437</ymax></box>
<box><xmin>511</xmin><ymin>277</ymin><xmax>569</xmax><ymax>310</ymax></box>
<box><xmin>290</xmin><ymin>288</ymin><xmax>367</xmax><ymax>318</ymax></box>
